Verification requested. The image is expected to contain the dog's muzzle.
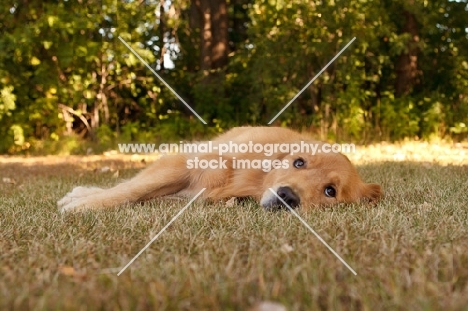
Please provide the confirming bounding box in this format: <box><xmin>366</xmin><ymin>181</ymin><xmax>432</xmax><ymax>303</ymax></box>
<box><xmin>261</xmin><ymin>186</ymin><xmax>300</xmax><ymax>210</ymax></box>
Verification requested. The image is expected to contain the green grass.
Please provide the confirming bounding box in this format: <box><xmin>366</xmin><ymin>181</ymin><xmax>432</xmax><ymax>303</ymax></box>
<box><xmin>1</xmin><ymin>157</ymin><xmax>467</xmax><ymax>310</ymax></box>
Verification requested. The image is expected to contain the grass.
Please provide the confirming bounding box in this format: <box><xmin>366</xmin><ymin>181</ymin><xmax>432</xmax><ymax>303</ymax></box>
<box><xmin>1</xmin><ymin>146</ymin><xmax>468</xmax><ymax>311</ymax></box>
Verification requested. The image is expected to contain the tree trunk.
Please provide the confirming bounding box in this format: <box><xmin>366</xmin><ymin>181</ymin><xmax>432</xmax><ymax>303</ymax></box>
<box><xmin>210</xmin><ymin>0</ymin><xmax>229</xmax><ymax>69</ymax></box>
<box><xmin>191</xmin><ymin>0</ymin><xmax>229</xmax><ymax>71</ymax></box>
<box><xmin>159</xmin><ymin>1</ymin><xmax>165</xmax><ymax>70</ymax></box>
<box><xmin>395</xmin><ymin>10</ymin><xmax>419</xmax><ymax>97</ymax></box>
<box><xmin>200</xmin><ymin>0</ymin><xmax>212</xmax><ymax>70</ymax></box>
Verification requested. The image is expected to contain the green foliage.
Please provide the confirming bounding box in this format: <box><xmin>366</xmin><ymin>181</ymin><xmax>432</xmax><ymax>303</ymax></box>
<box><xmin>0</xmin><ymin>0</ymin><xmax>467</xmax><ymax>154</ymax></box>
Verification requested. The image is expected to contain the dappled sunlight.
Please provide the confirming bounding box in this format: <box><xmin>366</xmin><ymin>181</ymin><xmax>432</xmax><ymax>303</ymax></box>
<box><xmin>0</xmin><ymin>154</ymin><xmax>160</xmax><ymax>188</ymax></box>
<box><xmin>0</xmin><ymin>141</ymin><xmax>466</xmax><ymax>179</ymax></box>
<box><xmin>0</xmin><ymin>153</ymin><xmax>161</xmax><ymax>167</ymax></box>
<box><xmin>348</xmin><ymin>141</ymin><xmax>468</xmax><ymax>165</ymax></box>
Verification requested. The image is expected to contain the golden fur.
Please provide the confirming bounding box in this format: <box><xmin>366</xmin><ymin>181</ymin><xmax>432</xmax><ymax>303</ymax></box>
<box><xmin>58</xmin><ymin>127</ymin><xmax>382</xmax><ymax>212</ymax></box>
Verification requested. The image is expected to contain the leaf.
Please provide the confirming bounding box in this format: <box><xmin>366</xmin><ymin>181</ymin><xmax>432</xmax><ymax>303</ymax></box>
<box><xmin>112</xmin><ymin>170</ymin><xmax>119</xmax><ymax>178</ymax></box>
<box><xmin>225</xmin><ymin>197</ymin><xmax>237</xmax><ymax>207</ymax></box>
<box><xmin>2</xmin><ymin>177</ymin><xmax>16</xmax><ymax>184</ymax></box>
<box><xmin>47</xmin><ymin>15</ymin><xmax>58</xmax><ymax>27</ymax></box>
<box><xmin>248</xmin><ymin>301</ymin><xmax>287</xmax><ymax>311</ymax></box>
<box><xmin>30</xmin><ymin>56</ymin><xmax>41</xmax><ymax>66</ymax></box>
<box><xmin>280</xmin><ymin>243</ymin><xmax>293</xmax><ymax>253</ymax></box>
<box><xmin>58</xmin><ymin>265</ymin><xmax>87</xmax><ymax>280</ymax></box>
<box><xmin>42</xmin><ymin>41</ymin><xmax>53</xmax><ymax>50</ymax></box>
<box><xmin>59</xmin><ymin>265</ymin><xmax>76</xmax><ymax>276</ymax></box>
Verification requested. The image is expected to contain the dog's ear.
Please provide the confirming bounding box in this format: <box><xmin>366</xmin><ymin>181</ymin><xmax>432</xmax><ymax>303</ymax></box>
<box><xmin>361</xmin><ymin>183</ymin><xmax>382</xmax><ymax>203</ymax></box>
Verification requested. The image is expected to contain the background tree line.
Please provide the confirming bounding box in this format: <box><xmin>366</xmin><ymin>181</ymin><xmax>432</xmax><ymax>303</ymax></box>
<box><xmin>0</xmin><ymin>0</ymin><xmax>467</xmax><ymax>154</ymax></box>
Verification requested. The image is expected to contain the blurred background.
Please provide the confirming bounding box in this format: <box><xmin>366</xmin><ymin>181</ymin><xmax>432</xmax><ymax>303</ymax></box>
<box><xmin>0</xmin><ymin>0</ymin><xmax>467</xmax><ymax>154</ymax></box>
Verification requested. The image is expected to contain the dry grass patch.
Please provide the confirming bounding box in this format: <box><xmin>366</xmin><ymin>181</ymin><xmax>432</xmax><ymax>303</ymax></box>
<box><xmin>1</xmin><ymin>143</ymin><xmax>467</xmax><ymax>310</ymax></box>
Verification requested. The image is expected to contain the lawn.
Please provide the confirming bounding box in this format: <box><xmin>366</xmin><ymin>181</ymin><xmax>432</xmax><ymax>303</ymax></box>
<box><xmin>1</xmin><ymin>143</ymin><xmax>467</xmax><ymax>311</ymax></box>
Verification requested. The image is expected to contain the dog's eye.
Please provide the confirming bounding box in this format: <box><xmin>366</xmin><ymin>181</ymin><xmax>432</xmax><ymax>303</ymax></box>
<box><xmin>293</xmin><ymin>158</ymin><xmax>305</xmax><ymax>168</ymax></box>
<box><xmin>324</xmin><ymin>186</ymin><xmax>336</xmax><ymax>198</ymax></box>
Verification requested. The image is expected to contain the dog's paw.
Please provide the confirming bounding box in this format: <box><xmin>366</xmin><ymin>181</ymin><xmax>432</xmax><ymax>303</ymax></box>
<box><xmin>58</xmin><ymin>198</ymin><xmax>89</xmax><ymax>213</ymax></box>
<box><xmin>57</xmin><ymin>186</ymin><xmax>103</xmax><ymax>212</ymax></box>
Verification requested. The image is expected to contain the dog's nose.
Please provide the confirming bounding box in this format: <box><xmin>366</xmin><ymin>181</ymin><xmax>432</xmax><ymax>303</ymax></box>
<box><xmin>277</xmin><ymin>186</ymin><xmax>300</xmax><ymax>208</ymax></box>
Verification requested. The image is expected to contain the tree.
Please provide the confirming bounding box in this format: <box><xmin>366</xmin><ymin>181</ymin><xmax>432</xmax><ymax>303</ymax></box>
<box><xmin>191</xmin><ymin>0</ymin><xmax>229</xmax><ymax>70</ymax></box>
<box><xmin>0</xmin><ymin>0</ymin><xmax>467</xmax><ymax>154</ymax></box>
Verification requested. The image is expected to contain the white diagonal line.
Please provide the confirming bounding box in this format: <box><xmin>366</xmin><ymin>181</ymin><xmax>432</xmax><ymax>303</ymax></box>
<box><xmin>117</xmin><ymin>188</ymin><xmax>206</xmax><ymax>276</ymax></box>
<box><xmin>268</xmin><ymin>37</ymin><xmax>356</xmax><ymax>124</ymax></box>
<box><xmin>268</xmin><ymin>188</ymin><xmax>357</xmax><ymax>275</ymax></box>
<box><xmin>118</xmin><ymin>36</ymin><xmax>207</xmax><ymax>125</ymax></box>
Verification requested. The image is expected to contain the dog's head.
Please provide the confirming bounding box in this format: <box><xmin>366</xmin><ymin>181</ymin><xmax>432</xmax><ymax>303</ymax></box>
<box><xmin>260</xmin><ymin>152</ymin><xmax>381</xmax><ymax>210</ymax></box>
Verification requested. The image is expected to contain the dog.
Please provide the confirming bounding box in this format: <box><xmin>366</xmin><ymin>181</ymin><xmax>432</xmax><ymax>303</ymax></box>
<box><xmin>58</xmin><ymin>127</ymin><xmax>381</xmax><ymax>212</ymax></box>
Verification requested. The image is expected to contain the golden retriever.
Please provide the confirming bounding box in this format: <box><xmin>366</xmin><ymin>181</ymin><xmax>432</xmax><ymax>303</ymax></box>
<box><xmin>58</xmin><ymin>127</ymin><xmax>381</xmax><ymax>212</ymax></box>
